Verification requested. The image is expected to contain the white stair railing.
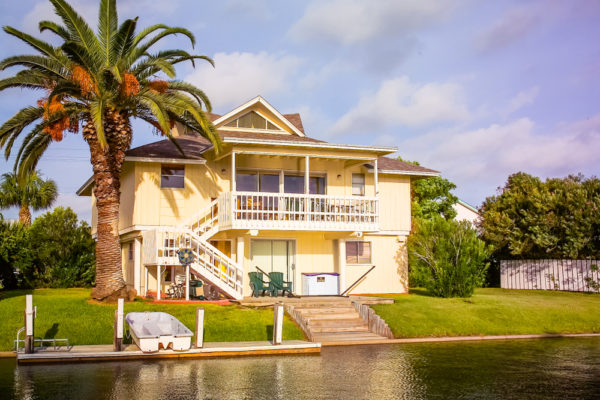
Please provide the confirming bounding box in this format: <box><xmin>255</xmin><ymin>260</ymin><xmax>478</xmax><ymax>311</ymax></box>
<box><xmin>148</xmin><ymin>228</ymin><xmax>243</xmax><ymax>299</ymax></box>
<box><xmin>182</xmin><ymin>199</ymin><xmax>220</xmax><ymax>235</ymax></box>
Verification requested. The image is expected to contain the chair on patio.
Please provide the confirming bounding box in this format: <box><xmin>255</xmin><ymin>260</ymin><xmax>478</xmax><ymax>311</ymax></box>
<box><xmin>249</xmin><ymin>271</ymin><xmax>272</xmax><ymax>297</ymax></box>
<box><xmin>269</xmin><ymin>272</ymin><xmax>293</xmax><ymax>297</ymax></box>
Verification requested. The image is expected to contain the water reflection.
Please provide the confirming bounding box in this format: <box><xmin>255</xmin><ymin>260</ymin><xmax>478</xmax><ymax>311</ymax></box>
<box><xmin>2</xmin><ymin>338</ymin><xmax>599</xmax><ymax>400</ymax></box>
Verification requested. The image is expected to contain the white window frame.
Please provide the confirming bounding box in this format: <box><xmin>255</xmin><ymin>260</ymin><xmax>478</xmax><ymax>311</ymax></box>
<box><xmin>345</xmin><ymin>240</ymin><xmax>372</xmax><ymax>265</ymax></box>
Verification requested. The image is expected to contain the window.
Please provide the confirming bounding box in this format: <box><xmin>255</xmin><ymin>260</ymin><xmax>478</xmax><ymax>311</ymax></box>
<box><xmin>161</xmin><ymin>165</ymin><xmax>185</xmax><ymax>188</ymax></box>
<box><xmin>352</xmin><ymin>173</ymin><xmax>365</xmax><ymax>196</ymax></box>
<box><xmin>236</xmin><ymin>171</ymin><xmax>280</xmax><ymax>192</ymax></box>
<box><xmin>346</xmin><ymin>241</ymin><xmax>371</xmax><ymax>264</ymax></box>
<box><xmin>284</xmin><ymin>174</ymin><xmax>304</xmax><ymax>194</ymax></box>
<box><xmin>309</xmin><ymin>176</ymin><xmax>326</xmax><ymax>195</ymax></box>
<box><xmin>128</xmin><ymin>242</ymin><xmax>134</xmax><ymax>260</ymax></box>
<box><xmin>259</xmin><ymin>173</ymin><xmax>279</xmax><ymax>193</ymax></box>
<box><xmin>236</xmin><ymin>172</ymin><xmax>258</xmax><ymax>191</ymax></box>
<box><xmin>223</xmin><ymin>111</ymin><xmax>283</xmax><ymax>131</ymax></box>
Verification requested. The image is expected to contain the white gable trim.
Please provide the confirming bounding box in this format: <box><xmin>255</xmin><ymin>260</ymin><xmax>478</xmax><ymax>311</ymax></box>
<box><xmin>213</xmin><ymin>96</ymin><xmax>306</xmax><ymax>137</ymax></box>
<box><xmin>219</xmin><ymin>109</ymin><xmax>290</xmax><ymax>134</ymax></box>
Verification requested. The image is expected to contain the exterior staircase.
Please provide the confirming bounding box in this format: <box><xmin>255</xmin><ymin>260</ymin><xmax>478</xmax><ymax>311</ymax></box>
<box><xmin>286</xmin><ymin>298</ymin><xmax>393</xmax><ymax>344</ymax></box>
<box><xmin>143</xmin><ymin>200</ymin><xmax>244</xmax><ymax>300</ymax></box>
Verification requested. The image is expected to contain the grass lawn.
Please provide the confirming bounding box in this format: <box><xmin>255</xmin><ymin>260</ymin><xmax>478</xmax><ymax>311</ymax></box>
<box><xmin>0</xmin><ymin>288</ymin><xmax>304</xmax><ymax>351</ymax></box>
<box><xmin>372</xmin><ymin>288</ymin><xmax>600</xmax><ymax>338</ymax></box>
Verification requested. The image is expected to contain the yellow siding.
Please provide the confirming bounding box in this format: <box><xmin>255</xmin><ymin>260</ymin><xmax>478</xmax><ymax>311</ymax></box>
<box><xmin>119</xmin><ymin>163</ymin><xmax>135</xmax><ymax>230</ymax></box>
<box><xmin>378</xmin><ymin>175</ymin><xmax>411</xmax><ymax>231</ymax></box>
<box><xmin>344</xmin><ymin>235</ymin><xmax>409</xmax><ymax>294</ymax></box>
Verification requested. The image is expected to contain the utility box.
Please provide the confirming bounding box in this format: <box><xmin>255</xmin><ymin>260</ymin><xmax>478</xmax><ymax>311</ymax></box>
<box><xmin>302</xmin><ymin>273</ymin><xmax>340</xmax><ymax>295</ymax></box>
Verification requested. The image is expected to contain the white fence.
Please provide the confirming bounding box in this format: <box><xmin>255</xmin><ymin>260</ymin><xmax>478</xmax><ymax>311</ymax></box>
<box><xmin>500</xmin><ymin>259</ymin><xmax>600</xmax><ymax>292</ymax></box>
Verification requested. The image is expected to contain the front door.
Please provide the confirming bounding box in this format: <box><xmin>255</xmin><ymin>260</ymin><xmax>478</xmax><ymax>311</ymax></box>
<box><xmin>251</xmin><ymin>240</ymin><xmax>295</xmax><ymax>289</ymax></box>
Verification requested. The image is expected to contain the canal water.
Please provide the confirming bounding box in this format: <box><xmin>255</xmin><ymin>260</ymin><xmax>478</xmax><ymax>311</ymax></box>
<box><xmin>0</xmin><ymin>337</ymin><xmax>598</xmax><ymax>399</ymax></box>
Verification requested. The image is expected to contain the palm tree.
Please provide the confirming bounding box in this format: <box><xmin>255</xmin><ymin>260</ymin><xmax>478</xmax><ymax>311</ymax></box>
<box><xmin>0</xmin><ymin>0</ymin><xmax>220</xmax><ymax>300</ymax></box>
<box><xmin>0</xmin><ymin>171</ymin><xmax>58</xmax><ymax>226</ymax></box>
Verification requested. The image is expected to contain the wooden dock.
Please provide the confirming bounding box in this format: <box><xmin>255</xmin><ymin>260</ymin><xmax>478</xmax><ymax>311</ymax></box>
<box><xmin>17</xmin><ymin>341</ymin><xmax>320</xmax><ymax>364</ymax></box>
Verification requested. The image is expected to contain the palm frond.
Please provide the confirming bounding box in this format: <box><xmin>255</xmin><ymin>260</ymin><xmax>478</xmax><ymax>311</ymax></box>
<box><xmin>90</xmin><ymin>98</ymin><xmax>107</xmax><ymax>148</ymax></box>
<box><xmin>39</xmin><ymin>20</ymin><xmax>72</xmax><ymax>41</ymax></box>
<box><xmin>111</xmin><ymin>17</ymin><xmax>137</xmax><ymax>63</ymax></box>
<box><xmin>0</xmin><ymin>107</ymin><xmax>45</xmax><ymax>158</ymax></box>
<box><xmin>0</xmin><ymin>55</ymin><xmax>69</xmax><ymax>78</ymax></box>
<box><xmin>3</xmin><ymin>26</ymin><xmax>58</xmax><ymax>58</ymax></box>
<box><xmin>49</xmin><ymin>0</ymin><xmax>101</xmax><ymax>70</ymax></box>
<box><xmin>98</xmin><ymin>0</ymin><xmax>118</xmax><ymax>66</ymax></box>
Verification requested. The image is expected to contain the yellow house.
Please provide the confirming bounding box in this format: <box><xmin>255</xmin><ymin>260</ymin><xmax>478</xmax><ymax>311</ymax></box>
<box><xmin>77</xmin><ymin>96</ymin><xmax>439</xmax><ymax>300</ymax></box>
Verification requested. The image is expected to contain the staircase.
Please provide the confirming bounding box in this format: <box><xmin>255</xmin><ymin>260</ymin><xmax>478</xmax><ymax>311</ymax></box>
<box><xmin>143</xmin><ymin>200</ymin><xmax>244</xmax><ymax>300</ymax></box>
<box><xmin>286</xmin><ymin>298</ymin><xmax>392</xmax><ymax>344</ymax></box>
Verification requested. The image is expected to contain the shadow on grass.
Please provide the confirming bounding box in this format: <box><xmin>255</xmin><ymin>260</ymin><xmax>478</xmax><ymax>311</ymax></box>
<box><xmin>408</xmin><ymin>288</ymin><xmax>435</xmax><ymax>297</ymax></box>
<box><xmin>44</xmin><ymin>323</ymin><xmax>59</xmax><ymax>339</ymax></box>
<box><xmin>266</xmin><ymin>324</ymin><xmax>273</xmax><ymax>342</ymax></box>
<box><xmin>0</xmin><ymin>289</ymin><xmax>33</xmax><ymax>301</ymax></box>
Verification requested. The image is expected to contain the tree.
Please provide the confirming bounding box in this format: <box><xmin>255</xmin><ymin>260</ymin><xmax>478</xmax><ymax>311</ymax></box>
<box><xmin>408</xmin><ymin>217</ymin><xmax>490</xmax><ymax>297</ymax></box>
<box><xmin>479</xmin><ymin>172</ymin><xmax>600</xmax><ymax>260</ymax></box>
<box><xmin>0</xmin><ymin>221</ymin><xmax>31</xmax><ymax>289</ymax></box>
<box><xmin>0</xmin><ymin>171</ymin><xmax>57</xmax><ymax>226</ymax></box>
<box><xmin>0</xmin><ymin>0</ymin><xmax>219</xmax><ymax>300</ymax></box>
<box><xmin>22</xmin><ymin>207</ymin><xmax>95</xmax><ymax>288</ymax></box>
<box><xmin>397</xmin><ymin>157</ymin><xmax>458</xmax><ymax>220</ymax></box>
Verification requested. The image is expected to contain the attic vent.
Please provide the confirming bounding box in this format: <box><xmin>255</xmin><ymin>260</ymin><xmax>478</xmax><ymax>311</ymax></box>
<box><xmin>224</xmin><ymin>111</ymin><xmax>283</xmax><ymax>131</ymax></box>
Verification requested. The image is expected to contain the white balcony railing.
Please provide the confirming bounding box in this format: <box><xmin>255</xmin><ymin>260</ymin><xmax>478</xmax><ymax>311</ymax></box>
<box><xmin>218</xmin><ymin>191</ymin><xmax>379</xmax><ymax>231</ymax></box>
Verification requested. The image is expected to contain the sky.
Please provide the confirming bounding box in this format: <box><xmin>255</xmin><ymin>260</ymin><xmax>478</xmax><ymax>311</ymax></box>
<box><xmin>0</xmin><ymin>0</ymin><xmax>599</xmax><ymax>222</ymax></box>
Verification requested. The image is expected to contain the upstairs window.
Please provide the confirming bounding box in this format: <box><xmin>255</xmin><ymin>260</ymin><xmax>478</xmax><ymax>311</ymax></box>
<box><xmin>224</xmin><ymin>111</ymin><xmax>283</xmax><ymax>131</ymax></box>
<box><xmin>161</xmin><ymin>165</ymin><xmax>185</xmax><ymax>189</ymax></box>
<box><xmin>236</xmin><ymin>171</ymin><xmax>280</xmax><ymax>192</ymax></box>
<box><xmin>309</xmin><ymin>176</ymin><xmax>326</xmax><ymax>195</ymax></box>
<box><xmin>346</xmin><ymin>241</ymin><xmax>372</xmax><ymax>264</ymax></box>
<box><xmin>352</xmin><ymin>173</ymin><xmax>365</xmax><ymax>196</ymax></box>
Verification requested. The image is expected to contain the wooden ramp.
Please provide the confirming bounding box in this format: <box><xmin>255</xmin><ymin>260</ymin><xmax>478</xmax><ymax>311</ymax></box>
<box><xmin>284</xmin><ymin>297</ymin><xmax>394</xmax><ymax>345</ymax></box>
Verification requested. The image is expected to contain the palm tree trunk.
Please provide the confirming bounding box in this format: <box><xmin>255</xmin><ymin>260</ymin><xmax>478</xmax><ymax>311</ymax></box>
<box><xmin>83</xmin><ymin>110</ymin><xmax>133</xmax><ymax>301</ymax></box>
<box><xmin>18</xmin><ymin>204</ymin><xmax>31</xmax><ymax>226</ymax></box>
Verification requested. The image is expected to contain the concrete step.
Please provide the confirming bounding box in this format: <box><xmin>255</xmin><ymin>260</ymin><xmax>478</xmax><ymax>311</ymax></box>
<box><xmin>303</xmin><ymin>312</ymin><xmax>360</xmax><ymax>321</ymax></box>
<box><xmin>294</xmin><ymin>306</ymin><xmax>357</xmax><ymax>314</ymax></box>
<box><xmin>289</xmin><ymin>302</ymin><xmax>353</xmax><ymax>308</ymax></box>
<box><xmin>308</xmin><ymin>318</ymin><xmax>366</xmax><ymax>328</ymax></box>
<box><xmin>310</xmin><ymin>325</ymin><xmax>370</xmax><ymax>333</ymax></box>
<box><xmin>312</xmin><ymin>332</ymin><xmax>386</xmax><ymax>342</ymax></box>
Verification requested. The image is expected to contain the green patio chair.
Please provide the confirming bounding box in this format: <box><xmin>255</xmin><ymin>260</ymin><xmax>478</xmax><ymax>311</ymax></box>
<box><xmin>269</xmin><ymin>272</ymin><xmax>293</xmax><ymax>297</ymax></box>
<box><xmin>249</xmin><ymin>271</ymin><xmax>271</xmax><ymax>297</ymax></box>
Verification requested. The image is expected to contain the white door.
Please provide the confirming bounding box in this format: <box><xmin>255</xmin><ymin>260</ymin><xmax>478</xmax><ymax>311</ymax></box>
<box><xmin>251</xmin><ymin>240</ymin><xmax>295</xmax><ymax>287</ymax></box>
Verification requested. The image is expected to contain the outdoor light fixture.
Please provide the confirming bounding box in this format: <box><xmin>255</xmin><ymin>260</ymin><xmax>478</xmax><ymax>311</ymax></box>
<box><xmin>337</xmin><ymin>174</ymin><xmax>342</xmax><ymax>179</ymax></box>
<box><xmin>221</xmin><ymin>168</ymin><xmax>226</xmax><ymax>174</ymax></box>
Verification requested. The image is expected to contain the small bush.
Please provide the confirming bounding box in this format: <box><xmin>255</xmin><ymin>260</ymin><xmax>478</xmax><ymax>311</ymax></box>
<box><xmin>408</xmin><ymin>217</ymin><xmax>491</xmax><ymax>297</ymax></box>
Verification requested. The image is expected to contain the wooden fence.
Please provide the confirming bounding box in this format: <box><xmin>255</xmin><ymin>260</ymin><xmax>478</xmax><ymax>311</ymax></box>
<box><xmin>500</xmin><ymin>259</ymin><xmax>600</xmax><ymax>292</ymax></box>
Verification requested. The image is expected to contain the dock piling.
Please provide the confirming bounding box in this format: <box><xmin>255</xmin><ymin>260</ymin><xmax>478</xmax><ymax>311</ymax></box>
<box><xmin>114</xmin><ymin>298</ymin><xmax>124</xmax><ymax>352</ymax></box>
<box><xmin>25</xmin><ymin>294</ymin><xmax>34</xmax><ymax>354</ymax></box>
<box><xmin>273</xmin><ymin>302</ymin><xmax>284</xmax><ymax>345</ymax></box>
<box><xmin>195</xmin><ymin>308</ymin><xmax>204</xmax><ymax>348</ymax></box>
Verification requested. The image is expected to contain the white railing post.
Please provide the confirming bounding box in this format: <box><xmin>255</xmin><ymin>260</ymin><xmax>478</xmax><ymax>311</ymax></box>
<box><xmin>25</xmin><ymin>294</ymin><xmax>34</xmax><ymax>354</ymax></box>
<box><xmin>114</xmin><ymin>298</ymin><xmax>124</xmax><ymax>351</ymax></box>
<box><xmin>273</xmin><ymin>302</ymin><xmax>284</xmax><ymax>345</ymax></box>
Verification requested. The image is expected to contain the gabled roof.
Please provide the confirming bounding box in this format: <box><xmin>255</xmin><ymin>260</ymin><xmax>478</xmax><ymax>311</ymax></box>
<box><xmin>212</xmin><ymin>96</ymin><xmax>306</xmax><ymax>137</ymax></box>
<box><xmin>367</xmin><ymin>157</ymin><xmax>440</xmax><ymax>176</ymax></box>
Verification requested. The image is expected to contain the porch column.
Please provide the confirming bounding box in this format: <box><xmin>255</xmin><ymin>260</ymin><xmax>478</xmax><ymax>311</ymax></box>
<box><xmin>144</xmin><ymin>266</ymin><xmax>148</xmax><ymax>297</ymax></box>
<box><xmin>185</xmin><ymin>264</ymin><xmax>190</xmax><ymax>301</ymax></box>
<box><xmin>237</xmin><ymin>236</ymin><xmax>245</xmax><ymax>295</ymax></box>
<box><xmin>231</xmin><ymin>152</ymin><xmax>236</xmax><ymax>192</ymax></box>
<box><xmin>304</xmin><ymin>156</ymin><xmax>310</xmax><ymax>194</ymax></box>
<box><xmin>338</xmin><ymin>239</ymin><xmax>346</xmax><ymax>294</ymax></box>
<box><xmin>133</xmin><ymin>238</ymin><xmax>141</xmax><ymax>295</ymax></box>
<box><xmin>156</xmin><ymin>265</ymin><xmax>161</xmax><ymax>300</ymax></box>
<box><xmin>374</xmin><ymin>158</ymin><xmax>379</xmax><ymax>196</ymax></box>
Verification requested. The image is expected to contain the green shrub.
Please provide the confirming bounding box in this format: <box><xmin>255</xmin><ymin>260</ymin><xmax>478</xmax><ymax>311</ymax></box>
<box><xmin>0</xmin><ymin>222</ymin><xmax>31</xmax><ymax>289</ymax></box>
<box><xmin>408</xmin><ymin>217</ymin><xmax>491</xmax><ymax>297</ymax></box>
<box><xmin>19</xmin><ymin>207</ymin><xmax>96</xmax><ymax>288</ymax></box>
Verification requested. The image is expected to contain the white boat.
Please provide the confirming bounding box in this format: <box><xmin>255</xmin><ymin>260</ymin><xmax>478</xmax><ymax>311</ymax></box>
<box><xmin>126</xmin><ymin>312</ymin><xmax>193</xmax><ymax>353</ymax></box>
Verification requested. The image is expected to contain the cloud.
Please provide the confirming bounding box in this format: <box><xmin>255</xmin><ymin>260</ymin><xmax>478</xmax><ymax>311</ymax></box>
<box><xmin>331</xmin><ymin>77</ymin><xmax>470</xmax><ymax>135</ymax></box>
<box><xmin>475</xmin><ymin>6</ymin><xmax>538</xmax><ymax>52</ymax></box>
<box><xmin>503</xmin><ymin>86</ymin><xmax>539</xmax><ymax>117</ymax></box>
<box><xmin>185</xmin><ymin>51</ymin><xmax>302</xmax><ymax>110</ymax></box>
<box><xmin>289</xmin><ymin>0</ymin><xmax>462</xmax><ymax>73</ymax></box>
<box><xmin>399</xmin><ymin>115</ymin><xmax>600</xmax><ymax>203</ymax></box>
<box><xmin>290</xmin><ymin>0</ymin><xmax>460</xmax><ymax>45</ymax></box>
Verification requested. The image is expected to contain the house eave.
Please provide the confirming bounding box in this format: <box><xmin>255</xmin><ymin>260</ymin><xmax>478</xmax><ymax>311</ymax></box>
<box><xmin>366</xmin><ymin>168</ymin><xmax>441</xmax><ymax>177</ymax></box>
<box><xmin>223</xmin><ymin>137</ymin><xmax>397</xmax><ymax>154</ymax></box>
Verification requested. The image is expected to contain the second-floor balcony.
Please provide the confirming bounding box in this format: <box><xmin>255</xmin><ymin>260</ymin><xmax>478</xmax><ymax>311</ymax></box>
<box><xmin>217</xmin><ymin>191</ymin><xmax>379</xmax><ymax>232</ymax></box>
